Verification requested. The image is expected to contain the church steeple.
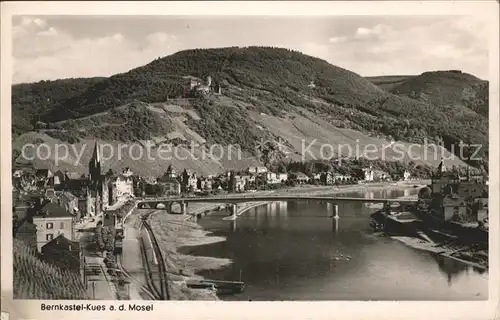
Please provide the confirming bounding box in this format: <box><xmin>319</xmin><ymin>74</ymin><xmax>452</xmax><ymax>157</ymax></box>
<box><xmin>92</xmin><ymin>140</ymin><xmax>100</xmax><ymax>163</ymax></box>
<box><xmin>437</xmin><ymin>157</ymin><xmax>446</xmax><ymax>174</ymax></box>
<box><xmin>89</xmin><ymin>141</ymin><xmax>102</xmax><ymax>186</ymax></box>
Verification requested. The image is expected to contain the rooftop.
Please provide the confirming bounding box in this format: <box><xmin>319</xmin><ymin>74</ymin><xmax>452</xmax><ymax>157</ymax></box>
<box><xmin>41</xmin><ymin>234</ymin><xmax>80</xmax><ymax>252</ymax></box>
<box><xmin>35</xmin><ymin>202</ymin><xmax>73</xmax><ymax>218</ymax></box>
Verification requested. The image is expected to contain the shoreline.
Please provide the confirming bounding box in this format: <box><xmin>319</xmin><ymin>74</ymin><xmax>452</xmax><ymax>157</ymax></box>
<box><xmin>147</xmin><ymin>180</ymin><xmax>429</xmax><ymax>300</ymax></box>
<box><xmin>389</xmin><ymin>236</ymin><xmax>488</xmax><ymax>271</ymax></box>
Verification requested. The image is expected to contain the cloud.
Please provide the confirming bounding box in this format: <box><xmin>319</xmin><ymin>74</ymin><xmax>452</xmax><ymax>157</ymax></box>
<box><xmin>13</xmin><ymin>19</ymin><xmax>182</xmax><ymax>83</ymax></box>
<box><xmin>355</xmin><ymin>24</ymin><xmax>387</xmax><ymax>38</ymax></box>
<box><xmin>328</xmin><ymin>36</ymin><xmax>347</xmax><ymax>44</ymax></box>
<box><xmin>321</xmin><ymin>16</ymin><xmax>488</xmax><ymax>78</ymax></box>
<box><xmin>11</xmin><ymin>15</ymin><xmax>489</xmax><ymax>83</ymax></box>
<box><xmin>38</xmin><ymin>27</ymin><xmax>58</xmax><ymax>37</ymax></box>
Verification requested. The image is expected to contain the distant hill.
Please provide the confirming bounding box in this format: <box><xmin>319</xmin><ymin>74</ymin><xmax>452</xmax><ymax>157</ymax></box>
<box><xmin>365</xmin><ymin>75</ymin><xmax>415</xmax><ymax>91</ymax></box>
<box><xmin>389</xmin><ymin>70</ymin><xmax>488</xmax><ymax>118</ymax></box>
<box><xmin>11</xmin><ymin>47</ymin><xmax>488</xmax><ymax>174</ymax></box>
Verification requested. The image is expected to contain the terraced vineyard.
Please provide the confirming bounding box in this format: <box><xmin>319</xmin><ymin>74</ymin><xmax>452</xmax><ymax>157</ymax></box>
<box><xmin>13</xmin><ymin>239</ymin><xmax>88</xmax><ymax>300</ymax></box>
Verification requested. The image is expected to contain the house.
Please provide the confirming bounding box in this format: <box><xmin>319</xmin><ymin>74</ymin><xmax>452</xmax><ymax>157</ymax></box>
<box><xmin>277</xmin><ymin>173</ymin><xmax>288</xmax><ymax>183</ymax></box>
<box><xmin>13</xmin><ymin>169</ymin><xmax>24</xmax><ymax>178</ymax></box>
<box><xmin>431</xmin><ymin>172</ymin><xmax>460</xmax><ymax>194</ymax></box>
<box><xmin>247</xmin><ymin>166</ymin><xmax>268</xmax><ymax>174</ymax></box>
<box><xmin>457</xmin><ymin>181</ymin><xmax>487</xmax><ymax>201</ymax></box>
<box><xmin>403</xmin><ymin>170</ymin><xmax>411</xmax><ymax>181</ymax></box>
<box><xmin>373</xmin><ymin>170</ymin><xmax>390</xmax><ymax>181</ymax></box>
<box><xmin>295</xmin><ymin>172</ymin><xmax>309</xmax><ymax>184</ymax></box>
<box><xmin>235</xmin><ymin>175</ymin><xmax>247</xmax><ymax>192</ymax></box>
<box><xmin>321</xmin><ymin>172</ymin><xmax>351</xmax><ymax>185</ymax></box>
<box><xmin>41</xmin><ymin>234</ymin><xmax>81</xmax><ymax>273</ymax></box>
<box><xmin>32</xmin><ymin>202</ymin><xmax>75</xmax><ymax>252</ymax></box>
<box><xmin>265</xmin><ymin>172</ymin><xmax>287</xmax><ymax>184</ymax></box>
<box><xmin>52</xmin><ymin>170</ymin><xmax>67</xmax><ymax>186</ymax></box>
<box><xmin>63</xmin><ymin>178</ymin><xmax>90</xmax><ymax>196</ymax></box>
<box><xmin>187</xmin><ymin>173</ymin><xmax>198</xmax><ymax>192</ymax></box>
<box><xmin>475</xmin><ymin>197</ymin><xmax>488</xmax><ymax>222</ymax></box>
<box><xmin>121</xmin><ymin>167</ymin><xmax>133</xmax><ymax>177</ymax></box>
<box><xmin>157</xmin><ymin>176</ymin><xmax>181</xmax><ymax>196</ymax></box>
<box><xmin>334</xmin><ymin>173</ymin><xmax>353</xmax><ymax>184</ymax></box>
<box><xmin>319</xmin><ymin>172</ymin><xmax>334</xmax><ymax>185</ymax></box>
<box><xmin>77</xmin><ymin>196</ymin><xmax>88</xmax><ymax>219</ymax></box>
<box><xmin>144</xmin><ymin>176</ymin><xmax>158</xmax><ymax>185</ymax></box>
<box><xmin>57</xmin><ymin>191</ymin><xmax>79</xmax><ymax>217</ymax></box>
<box><xmin>14</xmin><ymin>220</ymin><xmax>38</xmax><ymax>251</ymax></box>
<box><xmin>441</xmin><ymin>193</ymin><xmax>468</xmax><ymax>221</ymax></box>
<box><xmin>314</xmin><ymin>173</ymin><xmax>323</xmax><ymax>183</ymax></box>
<box><xmin>35</xmin><ymin>168</ymin><xmax>53</xmax><ymax>180</ymax></box>
<box><xmin>45</xmin><ymin>188</ymin><xmax>57</xmax><ymax>201</ymax></box>
<box><xmin>362</xmin><ymin>167</ymin><xmax>374</xmax><ymax>182</ymax></box>
<box><xmin>198</xmin><ymin>177</ymin><xmax>213</xmax><ymax>191</ymax></box>
<box><xmin>109</xmin><ymin>170</ymin><xmax>135</xmax><ymax>204</ymax></box>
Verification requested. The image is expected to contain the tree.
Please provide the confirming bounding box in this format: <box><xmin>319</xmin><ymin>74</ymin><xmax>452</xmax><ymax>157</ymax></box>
<box><xmin>228</xmin><ymin>171</ymin><xmax>236</xmax><ymax>193</ymax></box>
<box><xmin>102</xmin><ymin>227</ymin><xmax>115</xmax><ymax>252</ymax></box>
<box><xmin>181</xmin><ymin>169</ymin><xmax>189</xmax><ymax>193</ymax></box>
<box><xmin>277</xmin><ymin>163</ymin><xmax>287</xmax><ymax>173</ymax></box>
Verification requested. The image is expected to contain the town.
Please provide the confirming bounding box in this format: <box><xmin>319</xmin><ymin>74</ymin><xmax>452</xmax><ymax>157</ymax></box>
<box><xmin>11</xmin><ymin>139</ymin><xmax>489</xmax><ymax>300</ymax></box>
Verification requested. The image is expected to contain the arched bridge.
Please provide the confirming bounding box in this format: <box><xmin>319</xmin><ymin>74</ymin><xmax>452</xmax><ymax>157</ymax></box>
<box><xmin>136</xmin><ymin>194</ymin><xmax>417</xmax><ymax>218</ymax></box>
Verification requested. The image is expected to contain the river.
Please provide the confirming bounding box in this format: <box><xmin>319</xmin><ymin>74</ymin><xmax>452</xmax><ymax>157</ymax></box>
<box><xmin>179</xmin><ymin>188</ymin><xmax>488</xmax><ymax>300</ymax></box>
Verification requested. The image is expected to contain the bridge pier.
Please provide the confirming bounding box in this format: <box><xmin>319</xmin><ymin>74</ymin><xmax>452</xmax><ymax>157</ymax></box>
<box><xmin>181</xmin><ymin>201</ymin><xmax>187</xmax><ymax>215</ymax></box>
<box><xmin>332</xmin><ymin>217</ymin><xmax>339</xmax><ymax>234</ymax></box>
<box><xmin>231</xmin><ymin>203</ymin><xmax>238</xmax><ymax>218</ymax></box>
<box><xmin>332</xmin><ymin>204</ymin><xmax>339</xmax><ymax>219</ymax></box>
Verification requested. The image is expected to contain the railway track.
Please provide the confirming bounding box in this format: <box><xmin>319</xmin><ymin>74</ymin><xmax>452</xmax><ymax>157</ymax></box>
<box><xmin>115</xmin><ymin>209</ymin><xmax>169</xmax><ymax>300</ymax></box>
<box><xmin>140</xmin><ymin>210</ymin><xmax>171</xmax><ymax>300</ymax></box>
<box><xmin>116</xmin><ymin>252</ymin><xmax>158</xmax><ymax>300</ymax></box>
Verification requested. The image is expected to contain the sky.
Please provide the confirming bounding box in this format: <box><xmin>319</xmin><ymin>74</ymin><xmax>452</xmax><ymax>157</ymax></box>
<box><xmin>12</xmin><ymin>15</ymin><xmax>489</xmax><ymax>84</ymax></box>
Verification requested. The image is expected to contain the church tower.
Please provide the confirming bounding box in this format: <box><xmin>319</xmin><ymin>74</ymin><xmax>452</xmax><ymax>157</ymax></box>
<box><xmin>89</xmin><ymin>141</ymin><xmax>102</xmax><ymax>190</ymax></box>
<box><xmin>88</xmin><ymin>141</ymin><xmax>104</xmax><ymax>215</ymax></box>
<box><xmin>437</xmin><ymin>157</ymin><xmax>446</xmax><ymax>176</ymax></box>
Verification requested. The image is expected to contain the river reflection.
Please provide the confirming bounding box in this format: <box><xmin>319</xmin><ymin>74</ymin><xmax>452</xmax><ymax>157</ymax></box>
<box><xmin>180</xmin><ymin>188</ymin><xmax>488</xmax><ymax>300</ymax></box>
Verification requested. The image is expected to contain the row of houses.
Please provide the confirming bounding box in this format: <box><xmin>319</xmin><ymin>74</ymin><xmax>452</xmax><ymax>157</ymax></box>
<box><xmin>12</xmin><ymin>142</ymin><xmax>414</xmax><ymax>254</ymax></box>
<box><xmin>420</xmin><ymin>159</ymin><xmax>488</xmax><ymax>224</ymax></box>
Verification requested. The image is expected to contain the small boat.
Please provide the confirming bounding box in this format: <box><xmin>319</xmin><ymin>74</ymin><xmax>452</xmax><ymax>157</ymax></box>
<box><xmin>186</xmin><ymin>279</ymin><xmax>245</xmax><ymax>295</ymax></box>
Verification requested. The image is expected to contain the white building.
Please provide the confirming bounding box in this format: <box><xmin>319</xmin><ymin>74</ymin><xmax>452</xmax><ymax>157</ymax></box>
<box><xmin>403</xmin><ymin>170</ymin><xmax>411</xmax><ymax>181</ymax></box>
<box><xmin>110</xmin><ymin>169</ymin><xmax>134</xmax><ymax>204</ymax></box>
<box><xmin>266</xmin><ymin>172</ymin><xmax>287</xmax><ymax>184</ymax></box>
<box><xmin>188</xmin><ymin>173</ymin><xmax>198</xmax><ymax>192</ymax></box>
<box><xmin>248</xmin><ymin>166</ymin><xmax>268</xmax><ymax>174</ymax></box>
<box><xmin>363</xmin><ymin>167</ymin><xmax>374</xmax><ymax>182</ymax></box>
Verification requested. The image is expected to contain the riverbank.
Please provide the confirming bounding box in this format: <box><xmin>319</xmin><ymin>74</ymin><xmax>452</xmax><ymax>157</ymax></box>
<box><xmin>390</xmin><ymin>236</ymin><xmax>488</xmax><ymax>270</ymax></box>
<box><xmin>369</xmin><ymin>202</ymin><xmax>488</xmax><ymax>271</ymax></box>
<box><xmin>147</xmin><ymin>180</ymin><xmax>428</xmax><ymax>300</ymax></box>
<box><xmin>147</xmin><ymin>210</ymin><xmax>229</xmax><ymax>300</ymax></box>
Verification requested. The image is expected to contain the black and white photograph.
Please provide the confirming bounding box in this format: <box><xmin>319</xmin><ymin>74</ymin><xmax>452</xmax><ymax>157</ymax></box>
<box><xmin>1</xmin><ymin>1</ymin><xmax>498</xmax><ymax>320</ymax></box>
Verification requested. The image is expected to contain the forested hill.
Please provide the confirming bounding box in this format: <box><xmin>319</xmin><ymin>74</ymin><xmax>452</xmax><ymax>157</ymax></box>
<box><xmin>389</xmin><ymin>71</ymin><xmax>488</xmax><ymax>118</ymax></box>
<box><xmin>41</xmin><ymin>46</ymin><xmax>390</xmax><ymax>122</ymax></box>
<box><xmin>12</xmin><ymin>77</ymin><xmax>105</xmax><ymax>137</ymax></box>
<box><xmin>12</xmin><ymin>46</ymin><xmax>488</xmax><ymax>169</ymax></box>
